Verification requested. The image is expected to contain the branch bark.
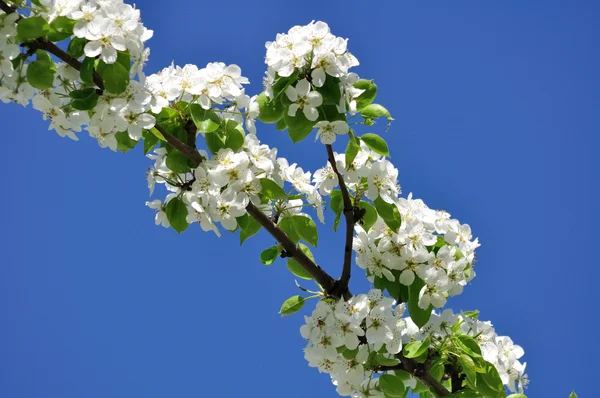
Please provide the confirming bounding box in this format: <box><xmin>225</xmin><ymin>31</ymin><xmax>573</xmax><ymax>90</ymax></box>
<box><xmin>325</xmin><ymin>144</ymin><xmax>354</xmax><ymax>292</ymax></box>
<box><xmin>374</xmin><ymin>351</ymin><xmax>451</xmax><ymax>397</ymax></box>
<box><xmin>246</xmin><ymin>202</ymin><xmax>337</xmax><ymax>294</ymax></box>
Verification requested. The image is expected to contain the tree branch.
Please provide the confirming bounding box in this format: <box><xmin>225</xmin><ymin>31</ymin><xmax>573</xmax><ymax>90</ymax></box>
<box><xmin>4</xmin><ymin>0</ymin><xmax>342</xmax><ymax>297</ymax></box>
<box><xmin>325</xmin><ymin>144</ymin><xmax>354</xmax><ymax>291</ymax></box>
<box><xmin>374</xmin><ymin>351</ymin><xmax>451</xmax><ymax>397</ymax></box>
<box><xmin>246</xmin><ymin>202</ymin><xmax>338</xmax><ymax>295</ymax></box>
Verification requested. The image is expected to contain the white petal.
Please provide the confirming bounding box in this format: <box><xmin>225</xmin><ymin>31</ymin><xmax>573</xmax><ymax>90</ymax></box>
<box><xmin>311</xmin><ymin>68</ymin><xmax>326</xmax><ymax>87</ymax></box>
<box><xmin>296</xmin><ymin>79</ymin><xmax>310</xmax><ymax>96</ymax></box>
<box><xmin>84</xmin><ymin>41</ymin><xmax>102</xmax><ymax>58</ymax></box>
<box><xmin>303</xmin><ymin>105</ymin><xmax>319</xmax><ymax>121</ymax></box>
<box><xmin>307</xmin><ymin>91</ymin><xmax>323</xmax><ymax>107</ymax></box>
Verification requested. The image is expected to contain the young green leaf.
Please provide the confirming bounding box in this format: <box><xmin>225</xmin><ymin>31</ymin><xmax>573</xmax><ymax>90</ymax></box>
<box><xmin>99</xmin><ymin>62</ymin><xmax>129</xmax><ymax>94</ymax></box>
<box><xmin>47</xmin><ymin>16</ymin><xmax>76</xmax><ymax>42</ymax></box>
<box><xmin>329</xmin><ymin>190</ymin><xmax>343</xmax><ymax>231</ymax></box>
<box><xmin>115</xmin><ymin>131</ymin><xmax>138</xmax><ymax>153</ymax></box>
<box><xmin>165</xmin><ymin>198</ymin><xmax>189</xmax><ymax>233</ymax></box>
<box><xmin>80</xmin><ymin>57</ymin><xmax>95</xmax><ymax>84</ymax></box>
<box><xmin>378</xmin><ymin>374</ymin><xmax>405</xmax><ymax>398</ymax></box>
<box><xmin>142</xmin><ymin>129</ymin><xmax>159</xmax><ymax>155</ymax></box>
<box><xmin>287</xmin><ymin>244</ymin><xmax>314</xmax><ymax>280</ymax></box>
<box><xmin>361</xmin><ymin>103</ymin><xmax>393</xmax><ymax>121</ymax></box>
<box><xmin>358</xmin><ymin>201</ymin><xmax>377</xmax><ymax>232</ymax></box>
<box><xmin>373</xmin><ymin>196</ymin><xmax>401</xmax><ymax>231</ymax></box>
<box><xmin>69</xmin><ymin>87</ymin><xmax>98</xmax><ymax>110</ymax></box>
<box><xmin>223</xmin><ymin>119</ymin><xmax>245</xmax><ymax>151</ymax></box>
<box><xmin>190</xmin><ymin>104</ymin><xmax>221</xmax><ymax>133</ymax></box>
<box><xmin>361</xmin><ymin>133</ymin><xmax>390</xmax><ymax>157</ymax></box>
<box><xmin>26</xmin><ymin>60</ymin><xmax>56</xmax><ymax>90</ymax></box>
<box><xmin>353</xmin><ymin>79</ymin><xmax>377</xmax><ymax>111</ymax></box>
<box><xmin>284</xmin><ymin>110</ymin><xmax>316</xmax><ymax>143</ymax></box>
<box><xmin>408</xmin><ymin>277</ymin><xmax>432</xmax><ymax>328</ymax></box>
<box><xmin>292</xmin><ymin>215</ymin><xmax>318</xmax><ymax>247</ymax></box>
<box><xmin>279</xmin><ymin>295</ymin><xmax>306</xmax><ymax>315</ymax></box>
<box><xmin>66</xmin><ymin>37</ymin><xmax>86</xmax><ymax>59</ymax></box>
<box><xmin>240</xmin><ymin>216</ymin><xmax>262</xmax><ymax>244</ymax></box>
<box><xmin>204</xmin><ymin>129</ymin><xmax>227</xmax><ymax>155</ymax></box>
<box><xmin>403</xmin><ymin>335</ymin><xmax>430</xmax><ymax>358</ymax></box>
<box><xmin>260</xmin><ymin>246</ymin><xmax>279</xmax><ymax>265</ymax></box>
<box><xmin>260</xmin><ymin>178</ymin><xmax>287</xmax><ymax>201</ymax></box>
<box><xmin>257</xmin><ymin>92</ymin><xmax>285</xmax><ymax>123</ymax></box>
<box><xmin>17</xmin><ymin>16</ymin><xmax>50</xmax><ymax>41</ymax></box>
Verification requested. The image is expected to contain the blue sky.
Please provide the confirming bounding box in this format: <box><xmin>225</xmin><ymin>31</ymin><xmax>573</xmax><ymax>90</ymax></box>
<box><xmin>1</xmin><ymin>0</ymin><xmax>599</xmax><ymax>397</ymax></box>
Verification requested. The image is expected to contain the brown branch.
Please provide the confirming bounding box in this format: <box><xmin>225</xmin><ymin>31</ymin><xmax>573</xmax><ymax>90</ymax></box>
<box><xmin>325</xmin><ymin>144</ymin><xmax>354</xmax><ymax>292</ymax></box>
<box><xmin>246</xmin><ymin>202</ymin><xmax>338</xmax><ymax>295</ymax></box>
<box><xmin>373</xmin><ymin>350</ymin><xmax>451</xmax><ymax>397</ymax></box>
<box><xmin>5</xmin><ymin>0</ymin><xmax>337</xmax><ymax>296</ymax></box>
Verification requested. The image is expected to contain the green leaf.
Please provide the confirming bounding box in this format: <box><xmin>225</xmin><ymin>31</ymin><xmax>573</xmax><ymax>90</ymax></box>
<box><xmin>408</xmin><ymin>277</ymin><xmax>432</xmax><ymax>328</ymax></box>
<box><xmin>329</xmin><ymin>190</ymin><xmax>343</xmax><ymax>232</ymax></box>
<box><xmin>66</xmin><ymin>37</ymin><xmax>86</xmax><ymax>59</ymax></box>
<box><xmin>115</xmin><ymin>131</ymin><xmax>138</xmax><ymax>153</ymax></box>
<box><xmin>166</xmin><ymin>150</ymin><xmax>192</xmax><ymax>173</ymax></box>
<box><xmin>378</xmin><ymin>374</ymin><xmax>406</xmax><ymax>398</ymax></box>
<box><xmin>374</xmin><ymin>196</ymin><xmax>402</xmax><ymax>232</ymax></box>
<box><xmin>361</xmin><ymin>103</ymin><xmax>393</xmax><ymax>121</ymax></box>
<box><xmin>374</xmin><ymin>354</ymin><xmax>399</xmax><ymax>366</ymax></box>
<box><xmin>278</xmin><ymin>216</ymin><xmax>300</xmax><ymax>243</ymax></box>
<box><xmin>315</xmin><ymin>75</ymin><xmax>341</xmax><ymax>105</ymax></box>
<box><xmin>47</xmin><ymin>16</ymin><xmax>75</xmax><ymax>42</ymax></box>
<box><xmin>190</xmin><ymin>104</ymin><xmax>221</xmax><ymax>133</ymax></box>
<box><xmin>165</xmin><ymin>198</ymin><xmax>189</xmax><ymax>233</ymax></box>
<box><xmin>447</xmin><ymin>391</ymin><xmax>482</xmax><ymax>398</ymax></box>
<box><xmin>463</xmin><ymin>310</ymin><xmax>480</xmax><ymax>319</ymax></box>
<box><xmin>116</xmin><ymin>51</ymin><xmax>131</xmax><ymax>72</ymax></box>
<box><xmin>284</xmin><ymin>110</ymin><xmax>316</xmax><ymax>143</ymax></box>
<box><xmin>353</xmin><ymin>79</ymin><xmax>377</xmax><ymax>111</ymax></box>
<box><xmin>345</xmin><ymin>144</ymin><xmax>360</xmax><ymax>174</ymax></box>
<box><xmin>271</xmin><ymin>71</ymin><xmax>298</xmax><ymax>100</ymax></box>
<box><xmin>318</xmin><ymin>104</ymin><xmax>346</xmax><ymax>122</ymax></box>
<box><xmin>257</xmin><ymin>92</ymin><xmax>285</xmax><ymax>123</ymax></box>
<box><xmin>17</xmin><ymin>16</ymin><xmax>49</xmax><ymax>41</ymax></box>
<box><xmin>569</xmin><ymin>392</ymin><xmax>578</xmax><ymax>398</ymax></box>
<box><xmin>358</xmin><ymin>201</ymin><xmax>377</xmax><ymax>232</ymax></box>
<box><xmin>287</xmin><ymin>244</ymin><xmax>314</xmax><ymax>280</ymax></box>
<box><xmin>361</xmin><ymin>133</ymin><xmax>390</xmax><ymax>157</ymax></box>
<box><xmin>403</xmin><ymin>335</ymin><xmax>430</xmax><ymax>358</ymax></box>
<box><xmin>342</xmin><ymin>347</ymin><xmax>359</xmax><ymax>359</ymax></box>
<box><xmin>240</xmin><ymin>216</ymin><xmax>262</xmax><ymax>244</ymax></box>
<box><xmin>506</xmin><ymin>394</ymin><xmax>527</xmax><ymax>398</ymax></box>
<box><xmin>80</xmin><ymin>57</ymin><xmax>95</xmax><ymax>85</ymax></box>
<box><xmin>236</xmin><ymin>214</ymin><xmax>249</xmax><ymax>230</ymax></box>
<box><xmin>478</xmin><ymin>361</ymin><xmax>504</xmax><ymax>394</ymax></box>
<box><xmin>456</xmin><ymin>335</ymin><xmax>482</xmax><ymax>357</ymax></box>
<box><xmin>260</xmin><ymin>178</ymin><xmax>286</xmax><ymax>201</ymax></box>
<box><xmin>275</xmin><ymin>118</ymin><xmax>287</xmax><ymax>131</ymax></box>
<box><xmin>26</xmin><ymin>60</ymin><xmax>56</xmax><ymax>90</ymax></box>
<box><xmin>69</xmin><ymin>87</ymin><xmax>98</xmax><ymax>110</ymax></box>
<box><xmin>143</xmin><ymin>129</ymin><xmax>159</xmax><ymax>154</ymax></box>
<box><xmin>99</xmin><ymin>61</ymin><xmax>129</xmax><ymax>94</ymax></box>
<box><xmin>223</xmin><ymin>120</ymin><xmax>245</xmax><ymax>151</ymax></box>
<box><xmin>204</xmin><ymin>129</ymin><xmax>226</xmax><ymax>155</ymax></box>
<box><xmin>459</xmin><ymin>354</ymin><xmax>478</xmax><ymax>389</ymax></box>
<box><xmin>260</xmin><ymin>246</ymin><xmax>279</xmax><ymax>266</ymax></box>
<box><xmin>279</xmin><ymin>295</ymin><xmax>305</xmax><ymax>315</ymax></box>
<box><xmin>35</xmin><ymin>50</ymin><xmax>51</xmax><ymax>62</ymax></box>
<box><xmin>292</xmin><ymin>215</ymin><xmax>318</xmax><ymax>247</ymax></box>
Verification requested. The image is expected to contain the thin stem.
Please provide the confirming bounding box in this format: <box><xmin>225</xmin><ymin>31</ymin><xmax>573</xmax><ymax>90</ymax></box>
<box><xmin>325</xmin><ymin>144</ymin><xmax>354</xmax><ymax>291</ymax></box>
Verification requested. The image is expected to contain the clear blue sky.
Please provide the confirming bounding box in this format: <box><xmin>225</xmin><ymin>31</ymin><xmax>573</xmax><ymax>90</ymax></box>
<box><xmin>1</xmin><ymin>1</ymin><xmax>598</xmax><ymax>396</ymax></box>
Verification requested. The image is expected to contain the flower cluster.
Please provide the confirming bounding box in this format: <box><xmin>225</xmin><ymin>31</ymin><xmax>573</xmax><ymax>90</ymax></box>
<box><xmin>301</xmin><ymin>292</ymin><xmax>528</xmax><ymax>397</ymax></box>
<box><xmin>312</xmin><ymin>146</ymin><xmax>479</xmax><ymax>307</ymax></box>
<box><xmin>301</xmin><ymin>290</ymin><xmax>410</xmax><ymax>397</ymax></box>
<box><xmin>0</xmin><ymin>1</ymin><xmax>155</xmax><ymax>146</ymax></box>
<box><xmin>265</xmin><ymin>20</ymin><xmax>359</xmax><ymax>86</ymax></box>
<box><xmin>263</xmin><ymin>20</ymin><xmax>367</xmax><ymax>134</ymax></box>
<box><xmin>146</xmin><ymin>132</ymin><xmax>327</xmax><ymax>234</ymax></box>
<box><xmin>36</xmin><ymin>0</ymin><xmax>153</xmax><ymax>65</ymax></box>
<box><xmin>354</xmin><ymin>193</ymin><xmax>480</xmax><ymax>309</ymax></box>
